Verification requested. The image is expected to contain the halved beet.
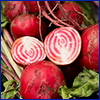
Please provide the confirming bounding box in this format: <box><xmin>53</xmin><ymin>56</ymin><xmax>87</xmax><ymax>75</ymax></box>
<box><xmin>44</xmin><ymin>27</ymin><xmax>82</xmax><ymax>65</ymax></box>
<box><xmin>11</xmin><ymin>36</ymin><xmax>46</xmax><ymax>67</ymax></box>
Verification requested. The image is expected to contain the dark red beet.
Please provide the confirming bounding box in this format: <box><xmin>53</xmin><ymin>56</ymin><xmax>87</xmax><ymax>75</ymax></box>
<box><xmin>23</xmin><ymin>1</ymin><xmax>56</xmax><ymax>14</ymax></box>
<box><xmin>23</xmin><ymin>1</ymin><xmax>45</xmax><ymax>14</ymax></box>
<box><xmin>10</xmin><ymin>14</ymin><xmax>46</xmax><ymax>40</ymax></box>
<box><xmin>4</xmin><ymin>1</ymin><xmax>27</xmax><ymax>22</ymax></box>
<box><xmin>56</xmin><ymin>2</ymin><xmax>83</xmax><ymax>27</ymax></box>
<box><xmin>79</xmin><ymin>23</ymin><xmax>99</xmax><ymax>72</ymax></box>
<box><xmin>20</xmin><ymin>60</ymin><xmax>66</xmax><ymax>99</ymax></box>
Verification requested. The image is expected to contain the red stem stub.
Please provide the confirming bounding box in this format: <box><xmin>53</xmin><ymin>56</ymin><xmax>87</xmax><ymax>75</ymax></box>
<box><xmin>44</xmin><ymin>27</ymin><xmax>82</xmax><ymax>65</ymax></box>
<box><xmin>11</xmin><ymin>36</ymin><xmax>46</xmax><ymax>67</ymax></box>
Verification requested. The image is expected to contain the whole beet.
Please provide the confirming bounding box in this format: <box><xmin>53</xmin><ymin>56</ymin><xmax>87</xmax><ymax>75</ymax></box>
<box><xmin>11</xmin><ymin>14</ymin><xmax>46</xmax><ymax>40</ymax></box>
<box><xmin>23</xmin><ymin>1</ymin><xmax>45</xmax><ymax>14</ymax></box>
<box><xmin>56</xmin><ymin>2</ymin><xmax>83</xmax><ymax>27</ymax></box>
<box><xmin>20</xmin><ymin>60</ymin><xmax>66</xmax><ymax>99</ymax></box>
<box><xmin>23</xmin><ymin>1</ymin><xmax>56</xmax><ymax>14</ymax></box>
<box><xmin>4</xmin><ymin>1</ymin><xmax>27</xmax><ymax>22</ymax></box>
<box><xmin>79</xmin><ymin>23</ymin><xmax>99</xmax><ymax>72</ymax></box>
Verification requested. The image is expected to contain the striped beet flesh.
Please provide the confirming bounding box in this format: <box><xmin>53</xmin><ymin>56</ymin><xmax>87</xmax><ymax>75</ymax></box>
<box><xmin>44</xmin><ymin>27</ymin><xmax>82</xmax><ymax>65</ymax></box>
<box><xmin>11</xmin><ymin>36</ymin><xmax>46</xmax><ymax>67</ymax></box>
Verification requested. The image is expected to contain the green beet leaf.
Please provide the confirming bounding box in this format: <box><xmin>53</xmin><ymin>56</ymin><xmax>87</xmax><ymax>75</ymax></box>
<box><xmin>58</xmin><ymin>67</ymin><xmax>99</xmax><ymax>99</ymax></box>
<box><xmin>1</xmin><ymin>1</ymin><xmax>8</xmax><ymax>31</ymax></box>
<box><xmin>1</xmin><ymin>80</ymin><xmax>18</xmax><ymax>99</ymax></box>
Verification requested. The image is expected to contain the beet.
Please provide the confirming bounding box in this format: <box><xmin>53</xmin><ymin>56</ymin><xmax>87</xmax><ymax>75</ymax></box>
<box><xmin>79</xmin><ymin>23</ymin><xmax>99</xmax><ymax>72</ymax></box>
<box><xmin>44</xmin><ymin>27</ymin><xmax>82</xmax><ymax>65</ymax></box>
<box><xmin>10</xmin><ymin>14</ymin><xmax>46</xmax><ymax>40</ymax></box>
<box><xmin>4</xmin><ymin>1</ymin><xmax>27</xmax><ymax>22</ymax></box>
<box><xmin>56</xmin><ymin>2</ymin><xmax>83</xmax><ymax>28</ymax></box>
<box><xmin>23</xmin><ymin>1</ymin><xmax>56</xmax><ymax>14</ymax></box>
<box><xmin>20</xmin><ymin>60</ymin><xmax>66</xmax><ymax>99</ymax></box>
<box><xmin>23</xmin><ymin>1</ymin><xmax>45</xmax><ymax>14</ymax></box>
<box><xmin>11</xmin><ymin>36</ymin><xmax>46</xmax><ymax>67</ymax></box>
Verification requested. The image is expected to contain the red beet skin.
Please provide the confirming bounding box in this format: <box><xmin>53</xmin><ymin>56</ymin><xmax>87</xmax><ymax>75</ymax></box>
<box><xmin>56</xmin><ymin>2</ymin><xmax>83</xmax><ymax>26</ymax></box>
<box><xmin>11</xmin><ymin>14</ymin><xmax>46</xmax><ymax>40</ymax></box>
<box><xmin>20</xmin><ymin>60</ymin><xmax>66</xmax><ymax>99</ymax></box>
<box><xmin>79</xmin><ymin>23</ymin><xmax>99</xmax><ymax>72</ymax></box>
<box><xmin>23</xmin><ymin>1</ymin><xmax>45</xmax><ymax>14</ymax></box>
<box><xmin>4</xmin><ymin>1</ymin><xmax>27</xmax><ymax>22</ymax></box>
<box><xmin>11</xmin><ymin>36</ymin><xmax>46</xmax><ymax>67</ymax></box>
<box><xmin>44</xmin><ymin>27</ymin><xmax>82</xmax><ymax>65</ymax></box>
<box><xmin>23</xmin><ymin>1</ymin><xmax>56</xmax><ymax>14</ymax></box>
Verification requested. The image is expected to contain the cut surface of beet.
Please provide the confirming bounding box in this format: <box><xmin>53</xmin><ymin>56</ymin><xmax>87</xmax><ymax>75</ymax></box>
<box><xmin>11</xmin><ymin>36</ymin><xmax>46</xmax><ymax>66</ymax></box>
<box><xmin>44</xmin><ymin>27</ymin><xmax>82</xmax><ymax>65</ymax></box>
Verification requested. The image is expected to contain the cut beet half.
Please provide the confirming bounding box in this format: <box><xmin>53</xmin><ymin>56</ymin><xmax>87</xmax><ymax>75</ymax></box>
<box><xmin>11</xmin><ymin>36</ymin><xmax>46</xmax><ymax>66</ymax></box>
<box><xmin>44</xmin><ymin>27</ymin><xmax>82</xmax><ymax>65</ymax></box>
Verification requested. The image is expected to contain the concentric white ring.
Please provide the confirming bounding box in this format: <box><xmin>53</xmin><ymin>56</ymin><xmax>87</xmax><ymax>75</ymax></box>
<box><xmin>44</xmin><ymin>27</ymin><xmax>81</xmax><ymax>65</ymax></box>
<box><xmin>11</xmin><ymin>36</ymin><xmax>46</xmax><ymax>66</ymax></box>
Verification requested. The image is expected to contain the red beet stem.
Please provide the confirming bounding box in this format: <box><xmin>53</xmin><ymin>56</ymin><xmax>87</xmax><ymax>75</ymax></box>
<box><xmin>56</xmin><ymin>1</ymin><xmax>83</xmax><ymax>30</ymax></box>
<box><xmin>37</xmin><ymin>1</ymin><xmax>43</xmax><ymax>42</ymax></box>
<box><xmin>3</xmin><ymin>28</ymin><xmax>14</xmax><ymax>46</ymax></box>
<box><xmin>42</xmin><ymin>11</ymin><xmax>63</xmax><ymax>27</ymax></box>
<box><xmin>2</xmin><ymin>71</ymin><xmax>13</xmax><ymax>81</ymax></box>
<box><xmin>1</xmin><ymin>36</ymin><xmax>22</xmax><ymax>78</ymax></box>
<box><xmin>1</xmin><ymin>65</ymin><xmax>20</xmax><ymax>82</ymax></box>
<box><xmin>45</xmin><ymin>1</ymin><xmax>73</xmax><ymax>27</ymax></box>
<box><xmin>1</xmin><ymin>52</ymin><xmax>16</xmax><ymax>73</ymax></box>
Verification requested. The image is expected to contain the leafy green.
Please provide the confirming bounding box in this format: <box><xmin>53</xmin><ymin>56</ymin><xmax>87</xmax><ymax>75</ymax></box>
<box><xmin>1</xmin><ymin>1</ymin><xmax>8</xmax><ymax>31</ymax></box>
<box><xmin>1</xmin><ymin>80</ymin><xmax>18</xmax><ymax>99</ymax></box>
<box><xmin>58</xmin><ymin>67</ymin><xmax>99</xmax><ymax>99</ymax></box>
<box><xmin>1</xmin><ymin>74</ymin><xmax>7</xmax><ymax>83</ymax></box>
<box><xmin>1</xmin><ymin>74</ymin><xmax>7</xmax><ymax>92</ymax></box>
<box><xmin>58</xmin><ymin>86</ymin><xmax>72</xmax><ymax>99</ymax></box>
<box><xmin>1</xmin><ymin>21</ymin><xmax>8</xmax><ymax>28</ymax></box>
